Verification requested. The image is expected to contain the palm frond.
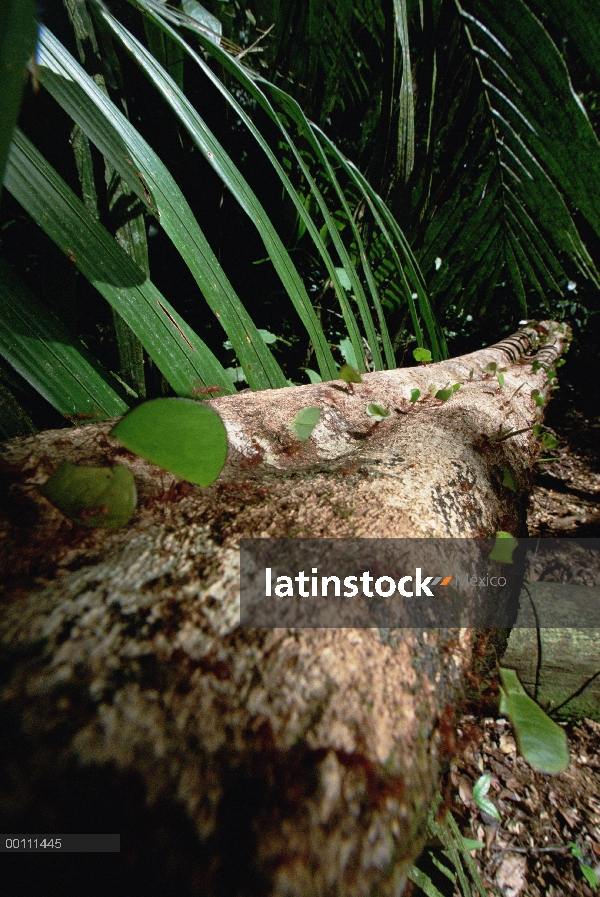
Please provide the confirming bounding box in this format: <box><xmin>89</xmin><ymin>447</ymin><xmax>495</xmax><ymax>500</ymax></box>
<box><xmin>410</xmin><ymin>0</ymin><xmax>600</xmax><ymax>319</ymax></box>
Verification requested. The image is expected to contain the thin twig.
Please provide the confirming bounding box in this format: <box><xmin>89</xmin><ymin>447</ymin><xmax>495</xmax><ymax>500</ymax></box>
<box><xmin>236</xmin><ymin>23</ymin><xmax>275</xmax><ymax>60</ymax></box>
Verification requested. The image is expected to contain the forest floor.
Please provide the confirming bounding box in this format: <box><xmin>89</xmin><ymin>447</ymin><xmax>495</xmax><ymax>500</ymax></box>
<box><xmin>445</xmin><ymin>372</ymin><xmax>600</xmax><ymax>896</ymax></box>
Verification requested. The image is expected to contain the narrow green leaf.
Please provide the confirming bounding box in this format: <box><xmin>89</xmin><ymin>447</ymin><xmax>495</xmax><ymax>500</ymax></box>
<box><xmin>499</xmin><ymin>668</ymin><xmax>570</xmax><ymax>774</ymax></box>
<box><xmin>580</xmin><ymin>865</ymin><xmax>600</xmax><ymax>889</ymax></box>
<box><xmin>407</xmin><ymin>866</ymin><xmax>446</xmax><ymax>897</ymax></box>
<box><xmin>36</xmin><ymin>27</ymin><xmax>288</xmax><ymax>391</ymax></box>
<box><xmin>290</xmin><ymin>406</ymin><xmax>320</xmax><ymax>441</ymax></box>
<box><xmin>38</xmin><ymin>461</ymin><xmax>137</xmax><ymax>529</ymax></box>
<box><xmin>0</xmin><ymin>0</ymin><xmax>37</xmax><ymax>196</ymax></box>
<box><xmin>0</xmin><ymin>258</ymin><xmax>129</xmax><ymax>419</ymax></box>
<box><xmin>112</xmin><ymin>398</ymin><xmax>227</xmax><ymax>485</ymax></box>
<box><xmin>125</xmin><ymin>0</ymin><xmax>396</xmax><ymax>372</ymax></box>
<box><xmin>4</xmin><ymin>128</ymin><xmax>232</xmax><ymax>399</ymax></box>
<box><xmin>392</xmin><ymin>0</ymin><xmax>415</xmax><ymax>181</ymax></box>
<box><xmin>93</xmin><ymin>13</ymin><xmax>336</xmax><ymax>381</ymax></box>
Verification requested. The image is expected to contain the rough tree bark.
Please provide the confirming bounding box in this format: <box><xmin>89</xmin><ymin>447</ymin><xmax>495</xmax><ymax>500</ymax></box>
<box><xmin>0</xmin><ymin>322</ymin><xmax>567</xmax><ymax>896</ymax></box>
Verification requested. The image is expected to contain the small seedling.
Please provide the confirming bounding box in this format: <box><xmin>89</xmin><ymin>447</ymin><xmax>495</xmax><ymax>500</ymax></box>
<box><xmin>472</xmin><ymin>773</ymin><xmax>501</xmax><ymax>821</ymax></box>
<box><xmin>291</xmin><ymin>406</ymin><xmax>320</xmax><ymax>440</ymax></box>
<box><xmin>413</xmin><ymin>347</ymin><xmax>432</xmax><ymax>364</ymax></box>
<box><xmin>568</xmin><ymin>842</ymin><xmax>600</xmax><ymax>889</ymax></box>
<box><xmin>366</xmin><ymin>403</ymin><xmax>390</xmax><ymax>422</ymax></box>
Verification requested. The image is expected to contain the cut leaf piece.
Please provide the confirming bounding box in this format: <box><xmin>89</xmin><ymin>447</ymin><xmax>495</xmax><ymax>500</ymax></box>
<box><xmin>366</xmin><ymin>403</ymin><xmax>390</xmax><ymax>421</ymax></box>
<box><xmin>502</xmin><ymin>466</ymin><xmax>517</xmax><ymax>492</ymax></box>
<box><xmin>38</xmin><ymin>461</ymin><xmax>137</xmax><ymax>529</ymax></box>
<box><xmin>489</xmin><ymin>532</ymin><xmax>518</xmax><ymax>564</ymax></box>
<box><xmin>410</xmin><ymin>388</ymin><xmax>420</xmax><ymax>403</ymax></box>
<box><xmin>111</xmin><ymin>398</ymin><xmax>227</xmax><ymax>485</ymax></box>
<box><xmin>291</xmin><ymin>406</ymin><xmax>320</xmax><ymax>441</ymax></box>
<box><xmin>434</xmin><ymin>387</ymin><xmax>454</xmax><ymax>402</ymax></box>
<box><xmin>413</xmin><ymin>347</ymin><xmax>432</xmax><ymax>363</ymax></box>
<box><xmin>338</xmin><ymin>363</ymin><xmax>362</xmax><ymax>384</ymax></box>
<box><xmin>499</xmin><ymin>668</ymin><xmax>569</xmax><ymax>774</ymax></box>
<box><xmin>334</xmin><ymin>267</ymin><xmax>352</xmax><ymax>291</ymax></box>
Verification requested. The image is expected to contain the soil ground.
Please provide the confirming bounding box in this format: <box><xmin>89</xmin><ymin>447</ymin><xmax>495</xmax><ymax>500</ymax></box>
<box><xmin>422</xmin><ymin>366</ymin><xmax>600</xmax><ymax>896</ymax></box>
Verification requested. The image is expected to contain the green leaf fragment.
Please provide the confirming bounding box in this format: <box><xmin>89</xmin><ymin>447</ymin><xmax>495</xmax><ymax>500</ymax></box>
<box><xmin>338</xmin><ymin>338</ymin><xmax>359</xmax><ymax>370</ymax></box>
<box><xmin>257</xmin><ymin>329</ymin><xmax>278</xmax><ymax>345</ymax></box>
<box><xmin>338</xmin><ymin>363</ymin><xmax>362</xmax><ymax>384</ymax></box>
<box><xmin>334</xmin><ymin>267</ymin><xmax>352</xmax><ymax>291</ymax></box>
<box><xmin>502</xmin><ymin>466</ymin><xmax>517</xmax><ymax>492</ymax></box>
<box><xmin>483</xmin><ymin>362</ymin><xmax>498</xmax><ymax>375</ymax></box>
<box><xmin>460</xmin><ymin>839</ymin><xmax>485</xmax><ymax>851</ymax></box>
<box><xmin>499</xmin><ymin>668</ymin><xmax>570</xmax><ymax>774</ymax></box>
<box><xmin>410</xmin><ymin>388</ymin><xmax>420</xmax><ymax>403</ymax></box>
<box><xmin>38</xmin><ymin>461</ymin><xmax>137</xmax><ymax>529</ymax></box>
<box><xmin>541</xmin><ymin>432</ymin><xmax>559</xmax><ymax>450</ymax></box>
<box><xmin>291</xmin><ymin>406</ymin><xmax>320</xmax><ymax>440</ymax></box>
<box><xmin>407</xmin><ymin>865</ymin><xmax>446</xmax><ymax>897</ymax></box>
<box><xmin>497</xmin><ymin>372</ymin><xmax>505</xmax><ymax>388</ymax></box>
<box><xmin>435</xmin><ymin>383</ymin><xmax>460</xmax><ymax>401</ymax></box>
<box><xmin>489</xmin><ymin>532</ymin><xmax>518</xmax><ymax>564</ymax></box>
<box><xmin>435</xmin><ymin>388</ymin><xmax>453</xmax><ymax>401</ymax></box>
<box><xmin>111</xmin><ymin>398</ymin><xmax>227</xmax><ymax>486</ymax></box>
<box><xmin>413</xmin><ymin>347</ymin><xmax>432</xmax><ymax>364</ymax></box>
<box><xmin>366</xmin><ymin>403</ymin><xmax>390</xmax><ymax>422</ymax></box>
<box><xmin>531</xmin><ymin>389</ymin><xmax>545</xmax><ymax>407</ymax></box>
<box><xmin>581</xmin><ymin>865</ymin><xmax>600</xmax><ymax>889</ymax></box>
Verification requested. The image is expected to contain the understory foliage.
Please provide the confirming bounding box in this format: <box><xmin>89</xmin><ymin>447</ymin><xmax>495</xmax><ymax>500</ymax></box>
<box><xmin>1</xmin><ymin>0</ymin><xmax>600</xmax><ymax>433</ymax></box>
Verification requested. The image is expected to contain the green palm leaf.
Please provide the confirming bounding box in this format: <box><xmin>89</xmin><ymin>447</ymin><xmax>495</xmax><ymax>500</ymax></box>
<box><xmin>414</xmin><ymin>0</ymin><xmax>600</xmax><ymax>315</ymax></box>
<box><xmin>0</xmin><ymin>259</ymin><xmax>129</xmax><ymax>419</ymax></box>
<box><xmin>92</xmin><ymin>9</ymin><xmax>338</xmax><ymax>380</ymax></box>
<box><xmin>36</xmin><ymin>26</ymin><xmax>287</xmax><ymax>392</ymax></box>
<box><xmin>4</xmin><ymin>127</ymin><xmax>233</xmax><ymax>398</ymax></box>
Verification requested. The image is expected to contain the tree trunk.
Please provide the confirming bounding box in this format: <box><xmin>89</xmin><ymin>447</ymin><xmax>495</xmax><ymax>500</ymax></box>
<box><xmin>0</xmin><ymin>322</ymin><xmax>567</xmax><ymax>896</ymax></box>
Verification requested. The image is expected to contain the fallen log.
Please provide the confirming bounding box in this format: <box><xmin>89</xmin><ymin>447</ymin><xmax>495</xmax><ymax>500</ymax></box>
<box><xmin>0</xmin><ymin>322</ymin><xmax>567</xmax><ymax>896</ymax></box>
